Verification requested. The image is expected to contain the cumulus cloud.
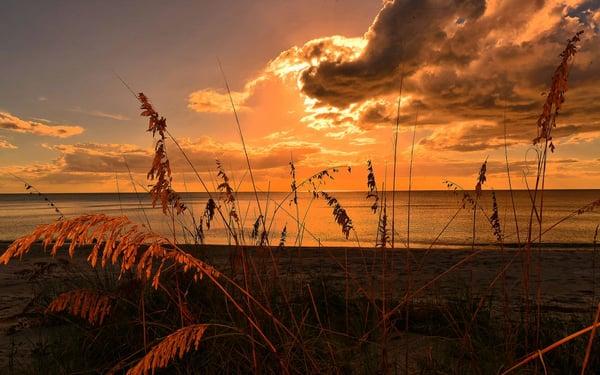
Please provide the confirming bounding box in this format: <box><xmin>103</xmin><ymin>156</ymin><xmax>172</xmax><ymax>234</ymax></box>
<box><xmin>299</xmin><ymin>0</ymin><xmax>487</xmax><ymax>107</ymax></box>
<box><xmin>187</xmin><ymin>36</ymin><xmax>368</xmax><ymax>132</ymax></box>
<box><xmin>8</xmin><ymin>0</ymin><xmax>600</xmax><ymax>192</ymax></box>
<box><xmin>0</xmin><ymin>112</ymin><xmax>84</xmax><ymax>138</ymax></box>
<box><xmin>188</xmin><ymin>0</ymin><xmax>600</xmax><ymax>148</ymax></box>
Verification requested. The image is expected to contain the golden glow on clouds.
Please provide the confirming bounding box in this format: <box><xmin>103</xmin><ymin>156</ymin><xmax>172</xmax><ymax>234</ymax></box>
<box><xmin>187</xmin><ymin>35</ymin><xmax>367</xmax><ymax>119</ymax></box>
<box><xmin>188</xmin><ymin>89</ymin><xmax>251</xmax><ymax>113</ymax></box>
<box><xmin>3</xmin><ymin>0</ymin><xmax>600</xmax><ymax>192</ymax></box>
<box><xmin>0</xmin><ymin>112</ymin><xmax>84</xmax><ymax>138</ymax></box>
<box><xmin>514</xmin><ymin>1</ymin><xmax>585</xmax><ymax>43</ymax></box>
<box><xmin>184</xmin><ymin>0</ymin><xmax>600</xmax><ymax>191</ymax></box>
<box><xmin>267</xmin><ymin>36</ymin><xmax>367</xmax><ymax>79</ymax></box>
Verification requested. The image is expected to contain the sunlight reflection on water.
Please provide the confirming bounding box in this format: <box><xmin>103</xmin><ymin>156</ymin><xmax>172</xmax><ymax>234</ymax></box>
<box><xmin>1</xmin><ymin>190</ymin><xmax>599</xmax><ymax>248</ymax></box>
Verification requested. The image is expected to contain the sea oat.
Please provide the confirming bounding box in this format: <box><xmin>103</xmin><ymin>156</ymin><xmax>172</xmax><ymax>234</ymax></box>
<box><xmin>250</xmin><ymin>215</ymin><xmax>261</xmax><ymax>240</ymax></box>
<box><xmin>216</xmin><ymin>160</ymin><xmax>240</xmax><ymax>223</ymax></box>
<box><xmin>47</xmin><ymin>289</ymin><xmax>113</xmax><ymax>325</ymax></box>
<box><xmin>195</xmin><ymin>198</ymin><xmax>217</xmax><ymax>243</ymax></box>
<box><xmin>127</xmin><ymin>324</ymin><xmax>208</xmax><ymax>375</ymax></box>
<box><xmin>10</xmin><ymin>174</ymin><xmax>64</xmax><ymax>219</ymax></box>
<box><xmin>490</xmin><ymin>191</ymin><xmax>503</xmax><ymax>242</ymax></box>
<box><xmin>278</xmin><ymin>225</ymin><xmax>287</xmax><ymax>249</ymax></box>
<box><xmin>137</xmin><ymin>93</ymin><xmax>186</xmax><ymax>214</ymax></box>
<box><xmin>309</xmin><ymin>169</ymin><xmax>337</xmax><ymax>197</ymax></box>
<box><xmin>195</xmin><ymin>218</ymin><xmax>205</xmax><ymax>244</ymax></box>
<box><xmin>376</xmin><ymin>202</ymin><xmax>390</xmax><ymax>248</ymax></box>
<box><xmin>444</xmin><ymin>180</ymin><xmax>476</xmax><ymax>210</ymax></box>
<box><xmin>250</xmin><ymin>215</ymin><xmax>267</xmax><ymax>245</ymax></box>
<box><xmin>320</xmin><ymin>192</ymin><xmax>353</xmax><ymax>239</ymax></box>
<box><xmin>0</xmin><ymin>214</ymin><xmax>220</xmax><ymax>289</ymax></box>
<box><xmin>289</xmin><ymin>160</ymin><xmax>298</xmax><ymax>205</ymax></box>
<box><xmin>533</xmin><ymin>30</ymin><xmax>584</xmax><ymax>152</ymax></box>
<box><xmin>366</xmin><ymin>160</ymin><xmax>379</xmax><ymax>213</ymax></box>
<box><xmin>204</xmin><ymin>198</ymin><xmax>216</xmax><ymax>227</ymax></box>
<box><xmin>475</xmin><ymin>160</ymin><xmax>487</xmax><ymax>195</ymax></box>
<box><xmin>576</xmin><ymin>198</ymin><xmax>600</xmax><ymax>215</ymax></box>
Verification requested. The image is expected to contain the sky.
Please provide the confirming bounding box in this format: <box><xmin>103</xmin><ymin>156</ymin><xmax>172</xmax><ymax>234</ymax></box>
<box><xmin>1</xmin><ymin>0</ymin><xmax>600</xmax><ymax>193</ymax></box>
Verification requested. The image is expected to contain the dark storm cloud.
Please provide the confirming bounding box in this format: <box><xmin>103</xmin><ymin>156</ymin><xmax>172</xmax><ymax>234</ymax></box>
<box><xmin>299</xmin><ymin>0</ymin><xmax>488</xmax><ymax>107</ymax></box>
<box><xmin>296</xmin><ymin>0</ymin><xmax>600</xmax><ymax>144</ymax></box>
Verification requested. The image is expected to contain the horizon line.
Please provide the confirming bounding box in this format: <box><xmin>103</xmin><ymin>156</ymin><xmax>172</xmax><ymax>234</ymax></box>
<box><xmin>1</xmin><ymin>188</ymin><xmax>600</xmax><ymax>194</ymax></box>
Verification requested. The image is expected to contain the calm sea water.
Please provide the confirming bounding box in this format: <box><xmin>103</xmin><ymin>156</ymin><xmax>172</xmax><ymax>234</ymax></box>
<box><xmin>0</xmin><ymin>191</ymin><xmax>599</xmax><ymax>248</ymax></box>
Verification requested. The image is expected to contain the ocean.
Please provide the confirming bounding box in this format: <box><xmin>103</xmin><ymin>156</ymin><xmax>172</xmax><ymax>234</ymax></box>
<box><xmin>1</xmin><ymin>190</ymin><xmax>599</xmax><ymax>248</ymax></box>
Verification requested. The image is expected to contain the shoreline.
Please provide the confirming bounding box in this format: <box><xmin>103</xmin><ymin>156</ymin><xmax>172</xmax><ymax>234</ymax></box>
<box><xmin>1</xmin><ymin>240</ymin><xmax>598</xmax><ymax>251</ymax></box>
<box><xmin>2</xmin><ymin>188</ymin><xmax>600</xmax><ymax>194</ymax></box>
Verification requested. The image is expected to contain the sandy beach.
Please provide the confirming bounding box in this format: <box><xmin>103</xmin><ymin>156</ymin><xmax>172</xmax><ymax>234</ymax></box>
<box><xmin>0</xmin><ymin>241</ymin><xmax>597</xmax><ymax>371</ymax></box>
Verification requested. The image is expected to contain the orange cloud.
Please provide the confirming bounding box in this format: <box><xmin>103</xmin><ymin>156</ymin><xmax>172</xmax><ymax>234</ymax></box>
<box><xmin>0</xmin><ymin>125</ymin><xmax>373</xmax><ymax>193</ymax></box>
<box><xmin>187</xmin><ymin>0</ymin><xmax>600</xmax><ymax>150</ymax></box>
<box><xmin>0</xmin><ymin>136</ymin><xmax>17</xmax><ymax>150</ymax></box>
<box><xmin>0</xmin><ymin>111</ymin><xmax>84</xmax><ymax>138</ymax></box>
<box><xmin>7</xmin><ymin>0</ymin><xmax>600</xmax><ymax>192</ymax></box>
<box><xmin>187</xmin><ymin>36</ymin><xmax>367</xmax><ymax>133</ymax></box>
<box><xmin>188</xmin><ymin>89</ymin><xmax>251</xmax><ymax>113</ymax></box>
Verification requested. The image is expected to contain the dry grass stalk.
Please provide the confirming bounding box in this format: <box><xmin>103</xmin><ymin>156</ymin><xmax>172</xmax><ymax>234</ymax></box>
<box><xmin>203</xmin><ymin>198</ymin><xmax>216</xmax><ymax>226</ymax></box>
<box><xmin>444</xmin><ymin>180</ymin><xmax>476</xmax><ymax>209</ymax></box>
<box><xmin>576</xmin><ymin>198</ymin><xmax>600</xmax><ymax>215</ymax></box>
<box><xmin>366</xmin><ymin>160</ymin><xmax>379</xmax><ymax>213</ymax></box>
<box><xmin>289</xmin><ymin>160</ymin><xmax>298</xmax><ymax>205</ymax></box>
<box><xmin>376</xmin><ymin>201</ymin><xmax>389</xmax><ymax>248</ymax></box>
<box><xmin>138</xmin><ymin>93</ymin><xmax>186</xmax><ymax>215</ymax></box>
<box><xmin>309</xmin><ymin>169</ymin><xmax>338</xmax><ymax>197</ymax></box>
<box><xmin>502</xmin><ymin>320</ymin><xmax>600</xmax><ymax>374</ymax></box>
<box><xmin>526</xmin><ymin>33</ymin><xmax>584</xmax><ymax>345</ymax></box>
<box><xmin>288</xmin><ymin>158</ymin><xmax>302</xmax><ymax>248</ymax></box>
<box><xmin>10</xmin><ymin>174</ymin><xmax>64</xmax><ymax>219</ymax></box>
<box><xmin>0</xmin><ymin>214</ymin><xmax>220</xmax><ymax>289</ymax></box>
<box><xmin>127</xmin><ymin>324</ymin><xmax>208</xmax><ymax>375</ymax></box>
<box><xmin>252</xmin><ymin>216</ymin><xmax>263</xmax><ymax>239</ymax></box>
<box><xmin>195</xmin><ymin>198</ymin><xmax>217</xmax><ymax>243</ymax></box>
<box><xmin>278</xmin><ymin>225</ymin><xmax>287</xmax><ymax>249</ymax></box>
<box><xmin>47</xmin><ymin>289</ymin><xmax>113</xmax><ymax>325</ymax></box>
<box><xmin>581</xmin><ymin>303</ymin><xmax>600</xmax><ymax>374</ymax></box>
<box><xmin>490</xmin><ymin>191</ymin><xmax>503</xmax><ymax>242</ymax></box>
<box><xmin>268</xmin><ymin>165</ymin><xmax>350</xmax><ymax>244</ymax></box>
<box><xmin>538</xmin><ymin>198</ymin><xmax>600</xmax><ymax>240</ymax></box>
<box><xmin>444</xmin><ymin>180</ymin><xmax>506</xmax><ymax>243</ymax></box>
<box><xmin>216</xmin><ymin>160</ymin><xmax>240</xmax><ymax>224</ymax></box>
<box><xmin>274</xmin><ymin>165</ymin><xmax>348</xmax><ymax>208</ymax></box>
<box><xmin>250</xmin><ymin>215</ymin><xmax>267</xmax><ymax>246</ymax></box>
<box><xmin>320</xmin><ymin>192</ymin><xmax>353</xmax><ymax>239</ymax></box>
<box><xmin>475</xmin><ymin>160</ymin><xmax>487</xmax><ymax>195</ymax></box>
<box><xmin>533</xmin><ymin>30</ymin><xmax>584</xmax><ymax>152</ymax></box>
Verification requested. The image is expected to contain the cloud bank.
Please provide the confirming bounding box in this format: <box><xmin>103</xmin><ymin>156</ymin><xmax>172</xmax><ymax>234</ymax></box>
<box><xmin>189</xmin><ymin>0</ymin><xmax>600</xmax><ymax>151</ymax></box>
<box><xmin>0</xmin><ymin>112</ymin><xmax>84</xmax><ymax>138</ymax></box>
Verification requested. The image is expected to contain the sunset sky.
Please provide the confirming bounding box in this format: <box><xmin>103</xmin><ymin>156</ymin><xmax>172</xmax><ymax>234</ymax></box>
<box><xmin>2</xmin><ymin>0</ymin><xmax>600</xmax><ymax>193</ymax></box>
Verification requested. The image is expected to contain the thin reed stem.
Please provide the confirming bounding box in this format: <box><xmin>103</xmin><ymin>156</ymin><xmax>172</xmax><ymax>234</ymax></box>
<box><xmin>218</xmin><ymin>60</ymin><xmax>269</xmax><ymax>246</ymax></box>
